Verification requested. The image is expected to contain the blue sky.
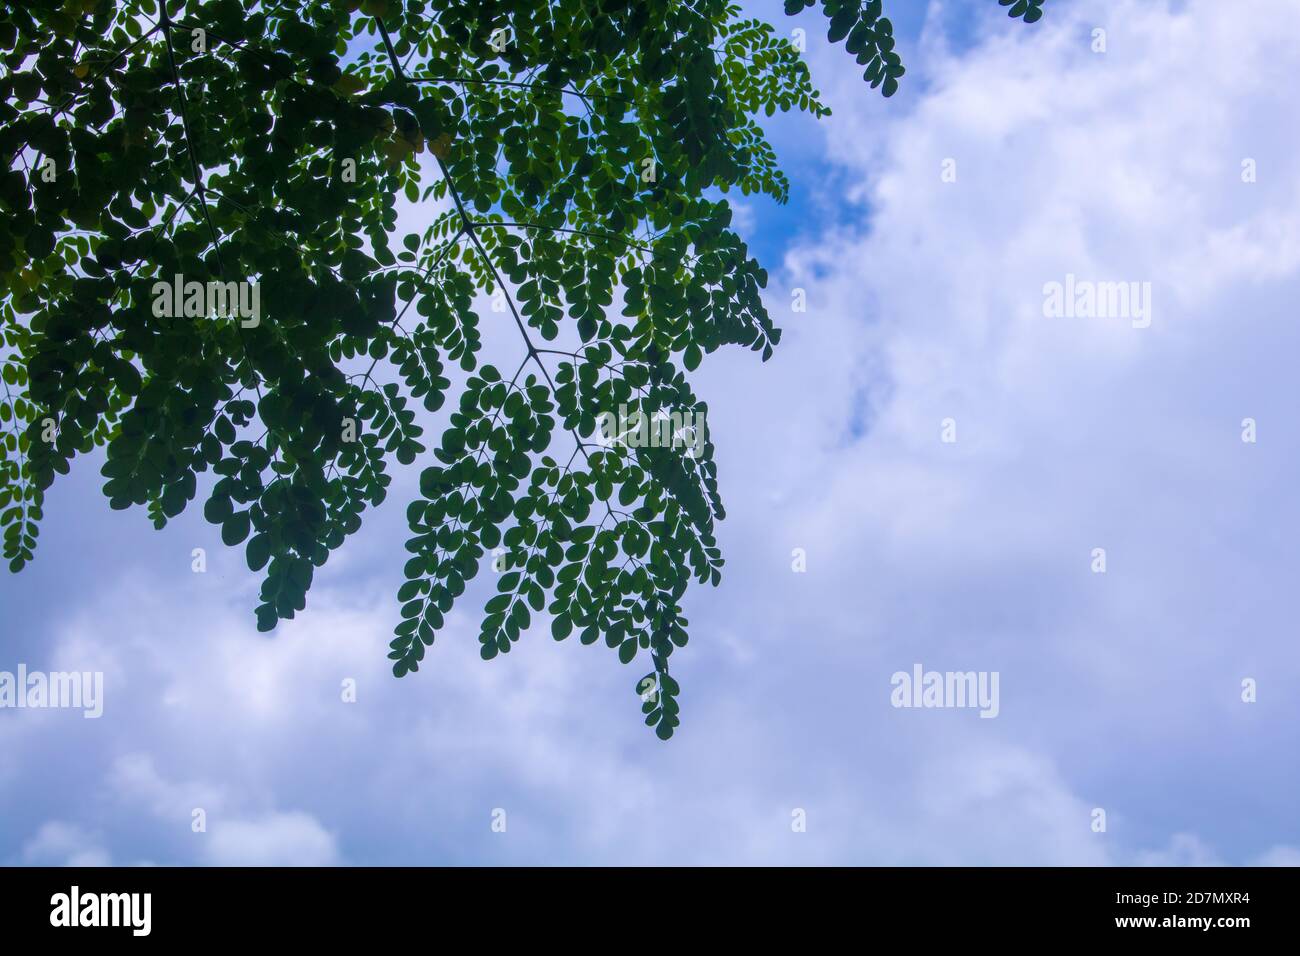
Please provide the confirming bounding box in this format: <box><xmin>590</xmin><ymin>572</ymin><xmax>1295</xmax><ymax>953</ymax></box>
<box><xmin>3</xmin><ymin>0</ymin><xmax>1299</xmax><ymax>865</ymax></box>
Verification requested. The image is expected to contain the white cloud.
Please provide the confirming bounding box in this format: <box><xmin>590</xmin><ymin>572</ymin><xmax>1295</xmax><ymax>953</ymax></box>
<box><xmin>702</xmin><ymin>0</ymin><xmax>1300</xmax><ymax>863</ymax></box>
<box><xmin>203</xmin><ymin>812</ymin><xmax>340</xmax><ymax>867</ymax></box>
<box><xmin>21</xmin><ymin>822</ymin><xmax>111</xmax><ymax>867</ymax></box>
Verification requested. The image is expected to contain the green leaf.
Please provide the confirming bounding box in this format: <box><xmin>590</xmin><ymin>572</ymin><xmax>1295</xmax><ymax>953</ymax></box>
<box><xmin>222</xmin><ymin>511</ymin><xmax>252</xmax><ymax>547</ymax></box>
<box><xmin>246</xmin><ymin>533</ymin><xmax>271</xmax><ymax>571</ymax></box>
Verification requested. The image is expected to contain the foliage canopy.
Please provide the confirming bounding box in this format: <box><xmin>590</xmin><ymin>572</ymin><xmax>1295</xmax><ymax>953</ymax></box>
<box><xmin>0</xmin><ymin>0</ymin><xmax>1045</xmax><ymax>737</ymax></box>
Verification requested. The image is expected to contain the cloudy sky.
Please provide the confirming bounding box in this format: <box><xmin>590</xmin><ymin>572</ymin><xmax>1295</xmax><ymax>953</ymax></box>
<box><xmin>3</xmin><ymin>0</ymin><xmax>1299</xmax><ymax>866</ymax></box>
